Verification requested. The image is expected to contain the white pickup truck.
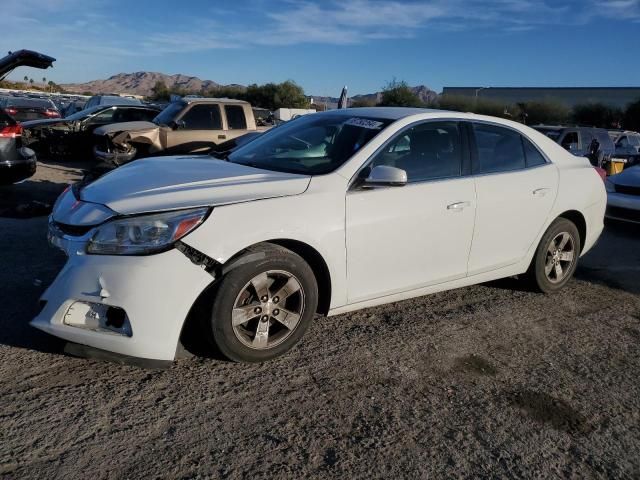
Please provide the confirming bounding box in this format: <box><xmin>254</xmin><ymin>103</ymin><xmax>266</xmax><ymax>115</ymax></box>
<box><xmin>93</xmin><ymin>97</ymin><xmax>271</xmax><ymax>165</ymax></box>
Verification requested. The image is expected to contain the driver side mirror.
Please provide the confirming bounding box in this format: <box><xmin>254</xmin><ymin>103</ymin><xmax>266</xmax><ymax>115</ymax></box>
<box><xmin>364</xmin><ymin>165</ymin><xmax>407</xmax><ymax>187</ymax></box>
<box><xmin>170</xmin><ymin>120</ymin><xmax>186</xmax><ymax>130</ymax></box>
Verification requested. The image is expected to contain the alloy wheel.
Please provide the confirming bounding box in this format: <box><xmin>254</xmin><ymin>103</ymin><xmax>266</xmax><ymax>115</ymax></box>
<box><xmin>231</xmin><ymin>270</ymin><xmax>305</xmax><ymax>350</ymax></box>
<box><xmin>544</xmin><ymin>232</ymin><xmax>575</xmax><ymax>284</ymax></box>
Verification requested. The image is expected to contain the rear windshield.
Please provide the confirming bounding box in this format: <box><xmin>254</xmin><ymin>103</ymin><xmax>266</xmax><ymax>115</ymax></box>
<box><xmin>228</xmin><ymin>114</ymin><xmax>392</xmax><ymax>175</ymax></box>
<box><xmin>153</xmin><ymin>102</ymin><xmax>185</xmax><ymax>126</ymax></box>
<box><xmin>5</xmin><ymin>98</ymin><xmax>54</xmax><ymax>109</ymax></box>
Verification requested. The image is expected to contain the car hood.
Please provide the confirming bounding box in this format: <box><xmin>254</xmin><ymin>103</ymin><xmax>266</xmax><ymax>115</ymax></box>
<box><xmin>610</xmin><ymin>165</ymin><xmax>640</xmax><ymax>186</ymax></box>
<box><xmin>93</xmin><ymin>121</ymin><xmax>158</xmax><ymax>135</ymax></box>
<box><xmin>80</xmin><ymin>155</ymin><xmax>311</xmax><ymax>214</ymax></box>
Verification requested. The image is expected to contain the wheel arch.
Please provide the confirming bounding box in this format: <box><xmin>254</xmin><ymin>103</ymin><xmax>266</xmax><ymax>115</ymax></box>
<box><xmin>557</xmin><ymin>209</ymin><xmax>587</xmax><ymax>253</ymax></box>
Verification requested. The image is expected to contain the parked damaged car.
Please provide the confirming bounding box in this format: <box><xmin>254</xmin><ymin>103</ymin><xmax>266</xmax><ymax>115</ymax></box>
<box><xmin>93</xmin><ymin>98</ymin><xmax>271</xmax><ymax>166</ymax></box>
<box><xmin>0</xmin><ymin>49</ymin><xmax>55</xmax><ymax>184</ymax></box>
<box><xmin>0</xmin><ymin>108</ymin><xmax>37</xmax><ymax>184</ymax></box>
<box><xmin>36</xmin><ymin>108</ymin><xmax>605</xmax><ymax>365</ymax></box>
<box><xmin>21</xmin><ymin>104</ymin><xmax>161</xmax><ymax>159</ymax></box>
<box><xmin>605</xmin><ymin>165</ymin><xmax>640</xmax><ymax>224</ymax></box>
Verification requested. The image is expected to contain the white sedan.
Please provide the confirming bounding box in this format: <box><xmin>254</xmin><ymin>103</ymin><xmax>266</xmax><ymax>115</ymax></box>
<box><xmin>34</xmin><ymin>108</ymin><xmax>606</xmax><ymax>365</ymax></box>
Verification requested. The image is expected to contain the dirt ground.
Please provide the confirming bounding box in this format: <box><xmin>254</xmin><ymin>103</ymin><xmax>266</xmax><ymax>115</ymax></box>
<box><xmin>1</xmin><ymin>163</ymin><xmax>639</xmax><ymax>479</ymax></box>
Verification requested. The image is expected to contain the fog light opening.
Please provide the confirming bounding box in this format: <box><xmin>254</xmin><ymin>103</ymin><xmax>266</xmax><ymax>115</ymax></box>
<box><xmin>105</xmin><ymin>306</ymin><xmax>126</xmax><ymax>329</ymax></box>
<box><xmin>64</xmin><ymin>301</ymin><xmax>132</xmax><ymax>337</ymax></box>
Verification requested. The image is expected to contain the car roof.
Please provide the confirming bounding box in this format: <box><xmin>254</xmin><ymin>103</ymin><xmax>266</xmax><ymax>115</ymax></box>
<box><xmin>183</xmin><ymin>97</ymin><xmax>249</xmax><ymax>105</ymax></box>
<box><xmin>319</xmin><ymin>107</ymin><xmax>443</xmax><ymax>120</ymax></box>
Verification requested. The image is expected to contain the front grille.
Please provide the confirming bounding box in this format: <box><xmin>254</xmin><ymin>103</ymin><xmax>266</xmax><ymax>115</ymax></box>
<box><xmin>615</xmin><ymin>184</ymin><xmax>640</xmax><ymax>196</ymax></box>
<box><xmin>606</xmin><ymin>206</ymin><xmax>640</xmax><ymax>223</ymax></box>
<box><xmin>53</xmin><ymin>222</ymin><xmax>93</xmax><ymax>237</ymax></box>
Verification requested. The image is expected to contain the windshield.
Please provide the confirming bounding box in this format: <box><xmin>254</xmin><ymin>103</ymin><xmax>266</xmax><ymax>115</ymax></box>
<box><xmin>228</xmin><ymin>114</ymin><xmax>391</xmax><ymax>175</ymax></box>
<box><xmin>153</xmin><ymin>102</ymin><xmax>185</xmax><ymax>126</ymax></box>
<box><xmin>65</xmin><ymin>105</ymin><xmax>104</xmax><ymax>121</ymax></box>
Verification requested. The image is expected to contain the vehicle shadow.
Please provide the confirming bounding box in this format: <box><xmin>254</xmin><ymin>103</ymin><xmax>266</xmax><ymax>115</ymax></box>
<box><xmin>575</xmin><ymin>220</ymin><xmax>640</xmax><ymax>295</ymax></box>
<box><xmin>484</xmin><ymin>221</ymin><xmax>640</xmax><ymax>295</ymax></box>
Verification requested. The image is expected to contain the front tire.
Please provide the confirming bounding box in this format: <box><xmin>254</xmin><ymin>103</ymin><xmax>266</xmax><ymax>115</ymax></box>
<box><xmin>208</xmin><ymin>244</ymin><xmax>318</xmax><ymax>362</ymax></box>
<box><xmin>526</xmin><ymin>218</ymin><xmax>581</xmax><ymax>293</ymax></box>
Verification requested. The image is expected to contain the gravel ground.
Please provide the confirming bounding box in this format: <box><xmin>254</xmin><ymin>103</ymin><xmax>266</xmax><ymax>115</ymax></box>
<box><xmin>1</xmin><ymin>173</ymin><xmax>639</xmax><ymax>478</ymax></box>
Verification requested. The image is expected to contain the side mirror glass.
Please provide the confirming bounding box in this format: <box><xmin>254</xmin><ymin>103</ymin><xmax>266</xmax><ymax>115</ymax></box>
<box><xmin>364</xmin><ymin>165</ymin><xmax>407</xmax><ymax>187</ymax></box>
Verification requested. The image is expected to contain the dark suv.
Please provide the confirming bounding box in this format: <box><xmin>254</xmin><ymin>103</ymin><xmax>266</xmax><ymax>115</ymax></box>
<box><xmin>533</xmin><ymin>125</ymin><xmax>615</xmax><ymax>166</ymax></box>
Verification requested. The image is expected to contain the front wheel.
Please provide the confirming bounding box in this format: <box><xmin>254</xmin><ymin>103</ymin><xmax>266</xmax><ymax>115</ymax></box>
<box><xmin>208</xmin><ymin>244</ymin><xmax>318</xmax><ymax>362</ymax></box>
<box><xmin>526</xmin><ymin>218</ymin><xmax>581</xmax><ymax>293</ymax></box>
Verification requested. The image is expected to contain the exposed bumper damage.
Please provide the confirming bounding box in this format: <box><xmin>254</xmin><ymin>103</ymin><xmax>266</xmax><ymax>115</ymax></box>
<box><xmin>93</xmin><ymin>122</ymin><xmax>163</xmax><ymax>166</ymax></box>
<box><xmin>31</xmin><ymin>241</ymin><xmax>215</xmax><ymax>362</ymax></box>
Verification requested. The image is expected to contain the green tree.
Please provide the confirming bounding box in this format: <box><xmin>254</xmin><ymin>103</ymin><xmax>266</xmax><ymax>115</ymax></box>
<box><xmin>150</xmin><ymin>80</ymin><xmax>170</xmax><ymax>101</ymax></box>
<box><xmin>518</xmin><ymin>101</ymin><xmax>571</xmax><ymax>125</ymax></box>
<box><xmin>623</xmin><ymin>99</ymin><xmax>640</xmax><ymax>132</ymax></box>
<box><xmin>350</xmin><ymin>98</ymin><xmax>377</xmax><ymax>108</ymax></box>
<box><xmin>572</xmin><ymin>103</ymin><xmax>623</xmax><ymax>128</ymax></box>
<box><xmin>379</xmin><ymin>79</ymin><xmax>423</xmax><ymax>107</ymax></box>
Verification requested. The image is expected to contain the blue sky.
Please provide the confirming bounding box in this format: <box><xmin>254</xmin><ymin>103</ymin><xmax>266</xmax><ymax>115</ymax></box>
<box><xmin>4</xmin><ymin>0</ymin><xmax>640</xmax><ymax>96</ymax></box>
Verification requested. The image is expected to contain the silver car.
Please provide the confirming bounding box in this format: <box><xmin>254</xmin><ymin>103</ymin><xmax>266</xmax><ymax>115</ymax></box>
<box><xmin>605</xmin><ymin>165</ymin><xmax>640</xmax><ymax>223</ymax></box>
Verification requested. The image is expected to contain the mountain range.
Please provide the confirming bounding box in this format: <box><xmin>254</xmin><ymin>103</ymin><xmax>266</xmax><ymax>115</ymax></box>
<box><xmin>62</xmin><ymin>71</ymin><xmax>438</xmax><ymax>104</ymax></box>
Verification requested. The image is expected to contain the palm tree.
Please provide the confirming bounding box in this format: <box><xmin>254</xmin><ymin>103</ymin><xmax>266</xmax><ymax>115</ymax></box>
<box><xmin>23</xmin><ymin>75</ymin><xmax>28</xmax><ymax>83</ymax></box>
<box><xmin>47</xmin><ymin>80</ymin><xmax>55</xmax><ymax>93</ymax></box>
<box><xmin>42</xmin><ymin>77</ymin><xmax>46</xmax><ymax>85</ymax></box>
<box><xmin>29</xmin><ymin>78</ymin><xmax>34</xmax><ymax>87</ymax></box>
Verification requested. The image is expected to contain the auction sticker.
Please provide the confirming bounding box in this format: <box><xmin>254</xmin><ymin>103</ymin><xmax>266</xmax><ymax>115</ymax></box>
<box><xmin>345</xmin><ymin>118</ymin><xmax>384</xmax><ymax>129</ymax></box>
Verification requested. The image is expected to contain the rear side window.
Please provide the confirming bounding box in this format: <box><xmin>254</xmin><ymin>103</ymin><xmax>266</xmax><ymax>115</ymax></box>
<box><xmin>561</xmin><ymin>132</ymin><xmax>578</xmax><ymax>150</ymax></box>
<box><xmin>522</xmin><ymin>137</ymin><xmax>547</xmax><ymax>167</ymax></box>
<box><xmin>182</xmin><ymin>104</ymin><xmax>223</xmax><ymax>130</ymax></box>
<box><xmin>225</xmin><ymin>105</ymin><xmax>247</xmax><ymax>130</ymax></box>
<box><xmin>473</xmin><ymin>123</ymin><xmax>525</xmax><ymax>174</ymax></box>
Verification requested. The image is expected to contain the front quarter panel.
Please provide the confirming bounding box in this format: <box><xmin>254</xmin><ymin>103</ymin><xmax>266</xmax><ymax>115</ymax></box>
<box><xmin>181</xmin><ymin>174</ymin><xmax>349</xmax><ymax>309</ymax></box>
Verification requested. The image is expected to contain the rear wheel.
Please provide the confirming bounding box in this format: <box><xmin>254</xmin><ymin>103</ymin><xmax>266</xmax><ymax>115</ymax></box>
<box><xmin>208</xmin><ymin>244</ymin><xmax>318</xmax><ymax>362</ymax></box>
<box><xmin>526</xmin><ymin>218</ymin><xmax>581</xmax><ymax>293</ymax></box>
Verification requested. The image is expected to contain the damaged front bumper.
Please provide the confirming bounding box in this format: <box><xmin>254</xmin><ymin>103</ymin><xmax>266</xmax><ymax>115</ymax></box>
<box><xmin>32</xmin><ymin>224</ymin><xmax>215</xmax><ymax>362</ymax></box>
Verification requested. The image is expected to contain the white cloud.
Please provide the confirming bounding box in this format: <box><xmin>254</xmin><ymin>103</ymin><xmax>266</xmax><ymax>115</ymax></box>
<box><xmin>3</xmin><ymin>0</ymin><xmax>639</xmax><ymax>81</ymax></box>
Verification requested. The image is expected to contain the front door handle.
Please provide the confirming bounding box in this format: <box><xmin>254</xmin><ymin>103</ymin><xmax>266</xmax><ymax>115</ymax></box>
<box><xmin>447</xmin><ymin>201</ymin><xmax>471</xmax><ymax>212</ymax></box>
<box><xmin>533</xmin><ymin>188</ymin><xmax>551</xmax><ymax>197</ymax></box>
<box><xmin>218</xmin><ymin>134</ymin><xmax>226</xmax><ymax>139</ymax></box>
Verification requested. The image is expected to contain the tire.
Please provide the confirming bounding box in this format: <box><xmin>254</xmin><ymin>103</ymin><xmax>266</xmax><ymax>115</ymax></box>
<box><xmin>208</xmin><ymin>244</ymin><xmax>318</xmax><ymax>363</ymax></box>
<box><xmin>526</xmin><ymin>218</ymin><xmax>581</xmax><ymax>293</ymax></box>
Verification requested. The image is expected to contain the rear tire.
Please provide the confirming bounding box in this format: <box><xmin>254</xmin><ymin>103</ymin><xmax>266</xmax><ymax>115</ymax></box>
<box><xmin>526</xmin><ymin>218</ymin><xmax>581</xmax><ymax>293</ymax></box>
<box><xmin>208</xmin><ymin>244</ymin><xmax>318</xmax><ymax>363</ymax></box>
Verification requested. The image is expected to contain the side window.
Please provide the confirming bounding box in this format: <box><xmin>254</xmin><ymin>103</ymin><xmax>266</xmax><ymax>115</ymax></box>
<box><xmin>580</xmin><ymin>130</ymin><xmax>594</xmax><ymax>150</ymax></box>
<box><xmin>225</xmin><ymin>105</ymin><xmax>247</xmax><ymax>130</ymax></box>
<box><xmin>617</xmin><ymin>136</ymin><xmax>629</xmax><ymax>147</ymax></box>
<box><xmin>473</xmin><ymin>123</ymin><xmax>525</xmax><ymax>174</ymax></box>
<box><xmin>181</xmin><ymin>104</ymin><xmax>222</xmax><ymax>130</ymax></box>
<box><xmin>88</xmin><ymin>108</ymin><xmax>116</xmax><ymax>123</ymax></box>
<box><xmin>522</xmin><ymin>137</ymin><xmax>547</xmax><ymax>167</ymax></box>
<box><xmin>371</xmin><ymin>121</ymin><xmax>462</xmax><ymax>182</ymax></box>
<box><xmin>120</xmin><ymin>108</ymin><xmax>158</xmax><ymax>122</ymax></box>
<box><xmin>561</xmin><ymin>132</ymin><xmax>578</xmax><ymax>151</ymax></box>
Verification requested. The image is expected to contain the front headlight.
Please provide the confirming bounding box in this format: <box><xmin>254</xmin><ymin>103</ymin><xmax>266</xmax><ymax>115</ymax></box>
<box><xmin>604</xmin><ymin>179</ymin><xmax>615</xmax><ymax>193</ymax></box>
<box><xmin>87</xmin><ymin>207</ymin><xmax>210</xmax><ymax>255</ymax></box>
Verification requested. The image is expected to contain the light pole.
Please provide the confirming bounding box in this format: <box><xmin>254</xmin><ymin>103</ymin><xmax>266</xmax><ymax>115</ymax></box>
<box><xmin>474</xmin><ymin>86</ymin><xmax>489</xmax><ymax>102</ymax></box>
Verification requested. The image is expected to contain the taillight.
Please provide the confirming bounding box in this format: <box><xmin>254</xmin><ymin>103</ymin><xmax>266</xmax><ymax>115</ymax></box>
<box><xmin>5</xmin><ymin>107</ymin><xmax>18</xmax><ymax>116</ymax></box>
<box><xmin>594</xmin><ymin>166</ymin><xmax>606</xmax><ymax>181</ymax></box>
<box><xmin>0</xmin><ymin>124</ymin><xmax>22</xmax><ymax>138</ymax></box>
<box><xmin>44</xmin><ymin>109</ymin><xmax>60</xmax><ymax>118</ymax></box>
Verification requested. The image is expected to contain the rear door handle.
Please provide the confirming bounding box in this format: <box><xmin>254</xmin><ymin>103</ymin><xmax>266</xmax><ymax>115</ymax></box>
<box><xmin>533</xmin><ymin>188</ymin><xmax>551</xmax><ymax>197</ymax></box>
<box><xmin>218</xmin><ymin>134</ymin><xmax>226</xmax><ymax>139</ymax></box>
<box><xmin>447</xmin><ymin>201</ymin><xmax>471</xmax><ymax>212</ymax></box>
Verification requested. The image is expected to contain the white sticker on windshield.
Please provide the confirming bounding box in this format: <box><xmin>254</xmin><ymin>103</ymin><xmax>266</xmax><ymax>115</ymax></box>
<box><xmin>345</xmin><ymin>118</ymin><xmax>384</xmax><ymax>130</ymax></box>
